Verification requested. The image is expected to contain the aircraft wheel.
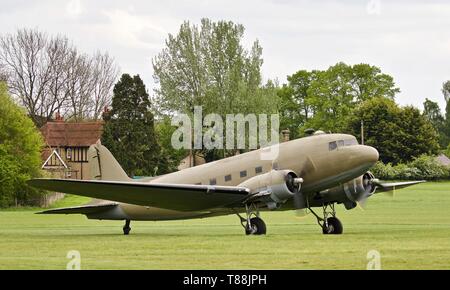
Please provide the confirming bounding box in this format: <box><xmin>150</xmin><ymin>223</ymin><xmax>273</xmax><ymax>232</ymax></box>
<box><xmin>123</xmin><ymin>220</ymin><xmax>131</xmax><ymax>235</ymax></box>
<box><xmin>123</xmin><ymin>226</ymin><xmax>131</xmax><ymax>235</ymax></box>
<box><xmin>245</xmin><ymin>217</ymin><xmax>267</xmax><ymax>235</ymax></box>
<box><xmin>322</xmin><ymin>217</ymin><xmax>343</xmax><ymax>235</ymax></box>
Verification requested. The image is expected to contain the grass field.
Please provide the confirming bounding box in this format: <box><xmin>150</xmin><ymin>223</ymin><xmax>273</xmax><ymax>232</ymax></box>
<box><xmin>1</xmin><ymin>182</ymin><xmax>450</xmax><ymax>270</ymax></box>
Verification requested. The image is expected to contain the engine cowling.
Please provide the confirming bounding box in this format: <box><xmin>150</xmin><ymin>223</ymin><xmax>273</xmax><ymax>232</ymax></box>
<box><xmin>322</xmin><ymin>172</ymin><xmax>377</xmax><ymax>208</ymax></box>
<box><xmin>238</xmin><ymin>170</ymin><xmax>300</xmax><ymax>206</ymax></box>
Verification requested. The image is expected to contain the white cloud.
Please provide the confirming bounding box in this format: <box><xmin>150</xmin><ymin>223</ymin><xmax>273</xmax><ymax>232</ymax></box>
<box><xmin>66</xmin><ymin>0</ymin><xmax>82</xmax><ymax>17</ymax></box>
<box><xmin>101</xmin><ymin>9</ymin><xmax>167</xmax><ymax>49</ymax></box>
<box><xmin>0</xmin><ymin>0</ymin><xmax>449</xmax><ymax>111</ymax></box>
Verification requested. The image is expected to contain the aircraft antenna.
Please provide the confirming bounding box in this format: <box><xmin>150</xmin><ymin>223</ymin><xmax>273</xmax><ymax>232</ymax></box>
<box><xmin>361</xmin><ymin>120</ymin><xmax>364</xmax><ymax>145</ymax></box>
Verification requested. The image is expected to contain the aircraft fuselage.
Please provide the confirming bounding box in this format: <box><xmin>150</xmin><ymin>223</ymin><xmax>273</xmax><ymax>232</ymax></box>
<box><xmin>112</xmin><ymin>133</ymin><xmax>379</xmax><ymax>221</ymax></box>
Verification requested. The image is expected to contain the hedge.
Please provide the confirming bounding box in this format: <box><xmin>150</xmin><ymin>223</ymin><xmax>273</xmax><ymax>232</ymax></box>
<box><xmin>370</xmin><ymin>155</ymin><xmax>450</xmax><ymax>180</ymax></box>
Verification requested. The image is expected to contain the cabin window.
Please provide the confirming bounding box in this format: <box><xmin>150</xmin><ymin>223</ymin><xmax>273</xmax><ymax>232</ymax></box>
<box><xmin>337</xmin><ymin>140</ymin><xmax>344</xmax><ymax>148</ymax></box>
<box><xmin>240</xmin><ymin>170</ymin><xmax>247</xmax><ymax>178</ymax></box>
<box><xmin>209</xmin><ymin>178</ymin><xmax>217</xmax><ymax>185</ymax></box>
<box><xmin>272</xmin><ymin>163</ymin><xmax>279</xmax><ymax>170</ymax></box>
<box><xmin>255</xmin><ymin>166</ymin><xmax>263</xmax><ymax>174</ymax></box>
<box><xmin>329</xmin><ymin>141</ymin><xmax>337</xmax><ymax>151</ymax></box>
<box><xmin>224</xmin><ymin>174</ymin><xmax>232</xmax><ymax>182</ymax></box>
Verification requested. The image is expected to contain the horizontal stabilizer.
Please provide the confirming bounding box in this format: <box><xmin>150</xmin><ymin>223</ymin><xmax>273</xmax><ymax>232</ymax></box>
<box><xmin>37</xmin><ymin>203</ymin><xmax>118</xmax><ymax>215</ymax></box>
<box><xmin>374</xmin><ymin>180</ymin><xmax>426</xmax><ymax>193</ymax></box>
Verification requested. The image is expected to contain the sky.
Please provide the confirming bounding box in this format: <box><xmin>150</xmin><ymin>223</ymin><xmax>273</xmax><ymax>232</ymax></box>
<box><xmin>1</xmin><ymin>0</ymin><xmax>449</xmax><ymax>111</ymax></box>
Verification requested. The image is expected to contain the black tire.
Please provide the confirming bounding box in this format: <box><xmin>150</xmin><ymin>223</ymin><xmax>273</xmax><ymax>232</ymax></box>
<box><xmin>322</xmin><ymin>217</ymin><xmax>343</xmax><ymax>235</ymax></box>
<box><xmin>245</xmin><ymin>217</ymin><xmax>267</xmax><ymax>235</ymax></box>
<box><xmin>123</xmin><ymin>226</ymin><xmax>131</xmax><ymax>235</ymax></box>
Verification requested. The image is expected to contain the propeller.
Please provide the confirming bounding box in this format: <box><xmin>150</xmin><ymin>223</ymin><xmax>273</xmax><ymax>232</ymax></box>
<box><xmin>356</xmin><ymin>175</ymin><xmax>377</xmax><ymax>209</ymax></box>
<box><xmin>286</xmin><ymin>174</ymin><xmax>308</xmax><ymax>216</ymax></box>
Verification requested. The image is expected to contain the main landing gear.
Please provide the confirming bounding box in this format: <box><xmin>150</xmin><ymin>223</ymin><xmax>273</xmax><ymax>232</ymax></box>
<box><xmin>308</xmin><ymin>203</ymin><xmax>343</xmax><ymax>235</ymax></box>
<box><xmin>123</xmin><ymin>219</ymin><xmax>131</xmax><ymax>235</ymax></box>
<box><xmin>237</xmin><ymin>204</ymin><xmax>267</xmax><ymax>235</ymax></box>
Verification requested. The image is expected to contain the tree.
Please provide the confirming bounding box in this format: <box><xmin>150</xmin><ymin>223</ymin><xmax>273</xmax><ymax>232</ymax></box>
<box><xmin>277</xmin><ymin>70</ymin><xmax>315</xmax><ymax>139</ymax></box>
<box><xmin>101</xmin><ymin>74</ymin><xmax>167</xmax><ymax>177</ymax></box>
<box><xmin>0</xmin><ymin>28</ymin><xmax>118</xmax><ymax>126</ymax></box>
<box><xmin>153</xmin><ymin>19</ymin><xmax>276</xmax><ymax>118</ymax></box>
<box><xmin>280</xmin><ymin>63</ymin><xmax>400</xmax><ymax>136</ymax></box>
<box><xmin>0</xmin><ymin>82</ymin><xmax>43</xmax><ymax>207</ymax></box>
<box><xmin>153</xmin><ymin>19</ymin><xmax>279</xmax><ymax>161</ymax></box>
<box><xmin>155</xmin><ymin>116</ymin><xmax>187</xmax><ymax>172</ymax></box>
<box><xmin>423</xmin><ymin>98</ymin><xmax>447</xmax><ymax>148</ymax></box>
<box><xmin>304</xmin><ymin>63</ymin><xmax>399</xmax><ymax>132</ymax></box>
<box><xmin>344</xmin><ymin>97</ymin><xmax>439</xmax><ymax>164</ymax></box>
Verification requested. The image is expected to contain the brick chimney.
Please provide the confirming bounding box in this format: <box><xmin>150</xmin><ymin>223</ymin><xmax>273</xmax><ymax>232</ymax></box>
<box><xmin>54</xmin><ymin>111</ymin><xmax>64</xmax><ymax>122</ymax></box>
<box><xmin>281</xmin><ymin>129</ymin><xmax>290</xmax><ymax>142</ymax></box>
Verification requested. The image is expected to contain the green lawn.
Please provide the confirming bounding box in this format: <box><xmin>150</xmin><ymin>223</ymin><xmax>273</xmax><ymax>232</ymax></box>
<box><xmin>1</xmin><ymin>182</ymin><xmax>449</xmax><ymax>269</ymax></box>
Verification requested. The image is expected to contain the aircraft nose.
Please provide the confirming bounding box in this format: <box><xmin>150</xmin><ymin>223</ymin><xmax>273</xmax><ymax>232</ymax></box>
<box><xmin>361</xmin><ymin>145</ymin><xmax>379</xmax><ymax>164</ymax></box>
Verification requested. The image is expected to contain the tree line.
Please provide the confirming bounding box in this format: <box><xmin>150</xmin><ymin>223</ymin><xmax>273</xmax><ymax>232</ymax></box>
<box><xmin>1</xmin><ymin>20</ymin><xmax>449</xmax><ymax>207</ymax></box>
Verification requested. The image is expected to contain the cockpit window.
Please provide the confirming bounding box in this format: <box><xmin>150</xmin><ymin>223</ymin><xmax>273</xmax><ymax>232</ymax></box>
<box><xmin>330</xmin><ymin>138</ymin><xmax>358</xmax><ymax>151</ymax></box>
<box><xmin>344</xmin><ymin>138</ymin><xmax>358</xmax><ymax>146</ymax></box>
<box><xmin>329</xmin><ymin>141</ymin><xmax>337</xmax><ymax>151</ymax></box>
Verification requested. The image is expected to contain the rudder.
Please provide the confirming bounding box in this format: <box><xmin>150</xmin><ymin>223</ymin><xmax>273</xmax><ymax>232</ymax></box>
<box><xmin>88</xmin><ymin>143</ymin><xmax>130</xmax><ymax>181</ymax></box>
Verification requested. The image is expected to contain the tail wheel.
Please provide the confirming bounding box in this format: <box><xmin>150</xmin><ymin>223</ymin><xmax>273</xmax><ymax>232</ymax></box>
<box><xmin>322</xmin><ymin>217</ymin><xmax>343</xmax><ymax>235</ymax></box>
<box><xmin>245</xmin><ymin>217</ymin><xmax>267</xmax><ymax>235</ymax></box>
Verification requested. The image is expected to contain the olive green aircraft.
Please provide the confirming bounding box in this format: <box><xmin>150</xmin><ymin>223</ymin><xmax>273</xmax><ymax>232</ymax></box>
<box><xmin>28</xmin><ymin>132</ymin><xmax>424</xmax><ymax>236</ymax></box>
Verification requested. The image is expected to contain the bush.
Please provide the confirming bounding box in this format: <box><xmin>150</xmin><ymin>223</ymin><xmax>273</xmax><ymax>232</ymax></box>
<box><xmin>0</xmin><ymin>82</ymin><xmax>44</xmax><ymax>207</ymax></box>
<box><xmin>371</xmin><ymin>162</ymin><xmax>396</xmax><ymax>180</ymax></box>
<box><xmin>370</xmin><ymin>155</ymin><xmax>450</xmax><ymax>180</ymax></box>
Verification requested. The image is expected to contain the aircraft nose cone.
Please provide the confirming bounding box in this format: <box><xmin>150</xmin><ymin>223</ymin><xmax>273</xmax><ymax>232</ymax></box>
<box><xmin>364</xmin><ymin>145</ymin><xmax>379</xmax><ymax>164</ymax></box>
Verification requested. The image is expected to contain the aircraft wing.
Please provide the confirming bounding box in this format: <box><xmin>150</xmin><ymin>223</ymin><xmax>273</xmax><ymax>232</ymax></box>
<box><xmin>373</xmin><ymin>180</ymin><xmax>426</xmax><ymax>193</ymax></box>
<box><xmin>27</xmin><ymin>179</ymin><xmax>250</xmax><ymax>211</ymax></box>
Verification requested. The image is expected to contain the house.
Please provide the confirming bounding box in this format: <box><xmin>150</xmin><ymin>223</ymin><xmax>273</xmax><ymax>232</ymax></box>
<box><xmin>40</xmin><ymin>115</ymin><xmax>104</xmax><ymax>180</ymax></box>
<box><xmin>436</xmin><ymin>154</ymin><xmax>450</xmax><ymax>167</ymax></box>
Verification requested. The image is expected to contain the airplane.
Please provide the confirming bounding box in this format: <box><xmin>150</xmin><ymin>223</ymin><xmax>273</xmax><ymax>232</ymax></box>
<box><xmin>27</xmin><ymin>131</ymin><xmax>424</xmax><ymax>236</ymax></box>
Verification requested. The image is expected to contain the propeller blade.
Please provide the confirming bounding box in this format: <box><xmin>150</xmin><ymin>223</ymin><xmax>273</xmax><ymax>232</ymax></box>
<box><xmin>295</xmin><ymin>208</ymin><xmax>309</xmax><ymax>218</ymax></box>
<box><xmin>357</xmin><ymin>200</ymin><xmax>367</xmax><ymax>210</ymax></box>
<box><xmin>293</xmin><ymin>190</ymin><xmax>306</xmax><ymax>209</ymax></box>
<box><xmin>356</xmin><ymin>177</ymin><xmax>375</xmax><ymax>209</ymax></box>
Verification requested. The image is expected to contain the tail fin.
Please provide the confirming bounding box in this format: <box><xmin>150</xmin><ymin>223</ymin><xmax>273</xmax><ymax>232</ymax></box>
<box><xmin>88</xmin><ymin>144</ymin><xmax>130</xmax><ymax>181</ymax></box>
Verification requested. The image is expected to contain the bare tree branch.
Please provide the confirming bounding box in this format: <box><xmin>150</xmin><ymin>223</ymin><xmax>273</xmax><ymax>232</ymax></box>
<box><xmin>0</xmin><ymin>28</ymin><xmax>119</xmax><ymax>126</ymax></box>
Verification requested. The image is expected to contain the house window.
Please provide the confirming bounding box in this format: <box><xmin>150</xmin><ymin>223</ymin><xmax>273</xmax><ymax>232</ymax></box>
<box><xmin>255</xmin><ymin>166</ymin><xmax>263</xmax><ymax>174</ymax></box>
<box><xmin>224</xmin><ymin>174</ymin><xmax>232</xmax><ymax>182</ymax></box>
<box><xmin>240</xmin><ymin>170</ymin><xmax>247</xmax><ymax>178</ymax></box>
<box><xmin>66</xmin><ymin>148</ymin><xmax>72</xmax><ymax>160</ymax></box>
<box><xmin>209</xmin><ymin>178</ymin><xmax>217</xmax><ymax>185</ymax></box>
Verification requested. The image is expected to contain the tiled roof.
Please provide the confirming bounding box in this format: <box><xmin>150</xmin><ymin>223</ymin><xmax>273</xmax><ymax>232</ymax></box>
<box><xmin>41</xmin><ymin>121</ymin><xmax>104</xmax><ymax>147</ymax></box>
<box><xmin>436</xmin><ymin>154</ymin><xmax>450</xmax><ymax>166</ymax></box>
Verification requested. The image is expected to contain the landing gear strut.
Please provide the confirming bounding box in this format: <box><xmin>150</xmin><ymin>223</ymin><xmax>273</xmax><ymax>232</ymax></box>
<box><xmin>123</xmin><ymin>219</ymin><xmax>131</xmax><ymax>235</ymax></box>
<box><xmin>309</xmin><ymin>203</ymin><xmax>343</xmax><ymax>235</ymax></box>
<box><xmin>236</xmin><ymin>204</ymin><xmax>267</xmax><ymax>235</ymax></box>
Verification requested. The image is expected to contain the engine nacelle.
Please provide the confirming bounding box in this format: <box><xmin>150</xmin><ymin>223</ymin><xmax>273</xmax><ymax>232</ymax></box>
<box><xmin>322</xmin><ymin>172</ymin><xmax>376</xmax><ymax>208</ymax></box>
<box><xmin>239</xmin><ymin>170</ymin><xmax>300</xmax><ymax>205</ymax></box>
